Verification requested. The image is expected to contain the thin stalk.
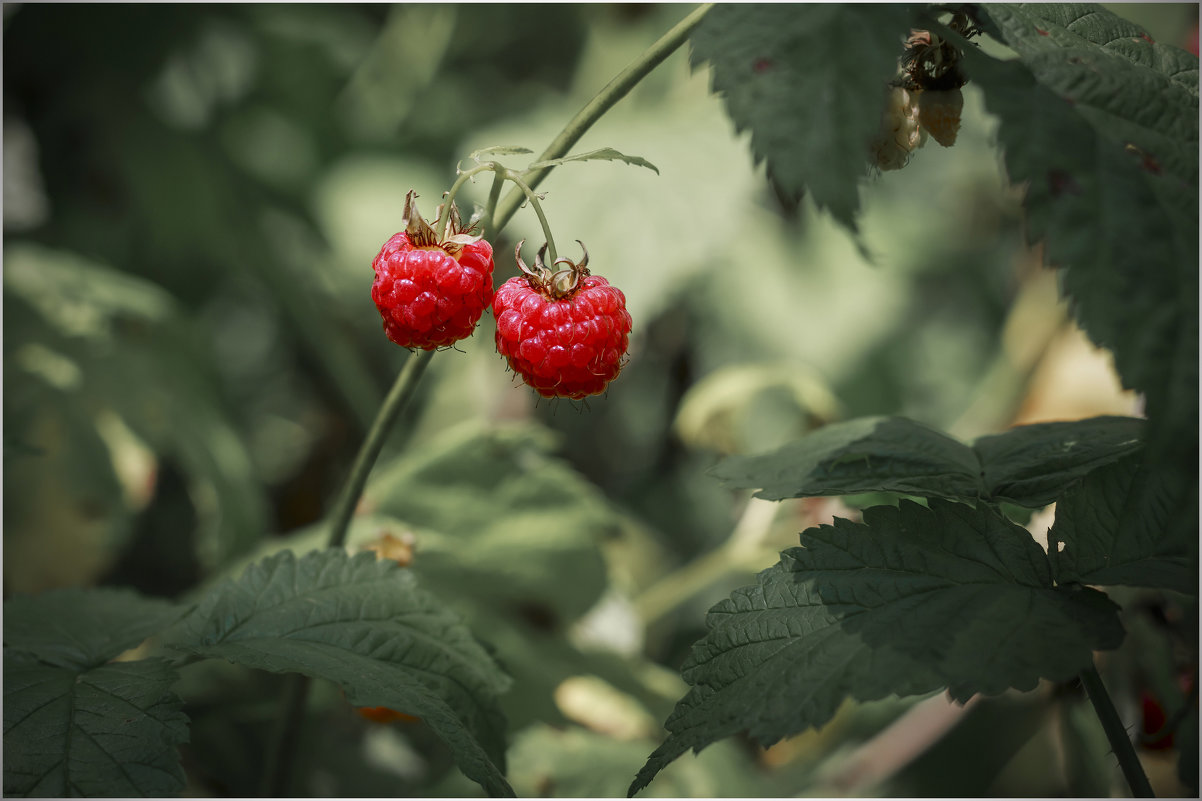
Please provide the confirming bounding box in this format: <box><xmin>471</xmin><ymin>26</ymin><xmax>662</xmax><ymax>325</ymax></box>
<box><xmin>1079</xmin><ymin>662</ymin><xmax>1155</xmax><ymax>797</ymax></box>
<box><xmin>260</xmin><ymin>674</ymin><xmax>312</xmax><ymax>797</ymax></box>
<box><xmin>440</xmin><ymin>164</ymin><xmax>494</xmax><ymax>239</ymax></box>
<box><xmin>491</xmin><ymin>3</ymin><xmax>712</xmax><ymax>234</ymax></box>
<box><xmin>482</xmin><ymin>168</ymin><xmax>506</xmax><ymax>238</ymax></box>
<box><xmin>326</xmin><ymin>348</ymin><xmax>434</xmax><ymax>550</ymax></box>
<box><xmin>503</xmin><ymin>169</ymin><xmax>560</xmax><ymax>262</ymax></box>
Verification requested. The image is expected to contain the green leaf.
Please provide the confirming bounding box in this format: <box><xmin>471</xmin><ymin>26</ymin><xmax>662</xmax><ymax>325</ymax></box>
<box><xmin>973</xmin><ymin>416</ymin><xmax>1145</xmax><ymax>507</ymax></box>
<box><xmin>1048</xmin><ymin>454</ymin><xmax>1198</xmax><ymax>594</ymax></box>
<box><xmin>629</xmin><ymin>500</ymin><xmax>1123</xmax><ymax>795</ymax></box>
<box><xmin>527</xmin><ymin>147</ymin><xmax>660</xmax><ymax>175</ymax></box>
<box><xmin>4</xmin><ymin>657</ymin><xmax>188</xmax><ymax>797</ymax></box>
<box><xmin>711</xmin><ymin>416</ymin><xmax>983</xmax><ymax>501</ymax></box>
<box><xmin>469</xmin><ymin>144</ymin><xmax>534</xmax><ymax>162</ymax></box>
<box><xmin>711</xmin><ymin>415</ymin><xmax>1145</xmax><ymax>508</ymax></box>
<box><xmin>3</xmin><ymin>587</ymin><xmax>182</xmax><ymax>670</ymax></box>
<box><xmin>162</xmin><ymin>548</ymin><xmax>515</xmax><ymax>797</ymax></box>
<box><xmin>689</xmin><ymin>4</ymin><xmax>916</xmax><ymax>233</ymax></box>
<box><xmin>959</xmin><ymin>8</ymin><xmax>1198</xmax><ymax>461</ymax></box>
<box><xmin>366</xmin><ymin>421</ymin><xmax>615</xmax><ymax>626</ymax></box>
<box><xmin>980</xmin><ymin>4</ymin><xmax>1197</xmax><ymax>185</ymax></box>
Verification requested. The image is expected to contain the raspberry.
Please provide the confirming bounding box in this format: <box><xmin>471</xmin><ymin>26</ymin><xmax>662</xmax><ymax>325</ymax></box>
<box><xmin>371</xmin><ymin>191</ymin><xmax>495</xmax><ymax>350</ymax></box>
<box><xmin>869</xmin><ymin>86</ymin><xmax>926</xmax><ymax>171</ymax></box>
<box><xmin>916</xmin><ymin>88</ymin><xmax>963</xmax><ymax>147</ymax></box>
<box><xmin>493</xmin><ymin>241</ymin><xmax>632</xmax><ymax>400</ymax></box>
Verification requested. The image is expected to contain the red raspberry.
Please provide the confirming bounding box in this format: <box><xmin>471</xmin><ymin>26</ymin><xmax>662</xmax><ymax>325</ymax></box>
<box><xmin>371</xmin><ymin>191</ymin><xmax>495</xmax><ymax>350</ymax></box>
<box><xmin>493</xmin><ymin>241</ymin><xmax>631</xmax><ymax>400</ymax></box>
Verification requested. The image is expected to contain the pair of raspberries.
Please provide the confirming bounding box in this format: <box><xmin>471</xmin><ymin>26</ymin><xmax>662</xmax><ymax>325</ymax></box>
<box><xmin>369</xmin><ymin>198</ymin><xmax>631</xmax><ymax>400</ymax></box>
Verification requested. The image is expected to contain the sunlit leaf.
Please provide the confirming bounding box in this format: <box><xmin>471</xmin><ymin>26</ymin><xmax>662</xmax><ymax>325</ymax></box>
<box><xmin>629</xmin><ymin>500</ymin><xmax>1123</xmax><ymax>795</ymax></box>
<box><xmin>162</xmin><ymin>548</ymin><xmax>514</xmax><ymax>797</ymax></box>
<box><xmin>469</xmin><ymin>144</ymin><xmax>534</xmax><ymax>162</ymax></box>
<box><xmin>528</xmin><ymin>147</ymin><xmax>660</xmax><ymax>175</ymax></box>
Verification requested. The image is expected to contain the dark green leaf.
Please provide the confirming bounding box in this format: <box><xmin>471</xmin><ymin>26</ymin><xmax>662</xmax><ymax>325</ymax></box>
<box><xmin>162</xmin><ymin>548</ymin><xmax>514</xmax><ymax>797</ymax></box>
<box><xmin>973</xmin><ymin>416</ymin><xmax>1145</xmax><ymax>507</ymax></box>
<box><xmin>709</xmin><ymin>416</ymin><xmax>984</xmax><ymax>502</ymax></box>
<box><xmin>629</xmin><ymin>500</ymin><xmax>1123</xmax><ymax>795</ymax></box>
<box><xmin>980</xmin><ymin>4</ymin><xmax>1197</xmax><ymax>185</ymax></box>
<box><xmin>3</xmin><ymin>587</ymin><xmax>182</xmax><ymax>670</ymax></box>
<box><xmin>960</xmin><ymin>8</ymin><xmax>1198</xmax><ymax>461</ymax></box>
<box><xmin>689</xmin><ymin>4</ymin><xmax>915</xmax><ymax>234</ymax></box>
<box><xmin>366</xmin><ymin>422</ymin><xmax>615</xmax><ymax>625</ymax></box>
<box><xmin>711</xmin><ymin>415</ymin><xmax>1146</xmax><ymax>508</ymax></box>
<box><xmin>1048</xmin><ymin>454</ymin><xmax>1198</xmax><ymax>594</ymax></box>
<box><xmin>4</xmin><ymin>658</ymin><xmax>188</xmax><ymax>797</ymax></box>
<box><xmin>527</xmin><ymin>147</ymin><xmax>660</xmax><ymax>175</ymax></box>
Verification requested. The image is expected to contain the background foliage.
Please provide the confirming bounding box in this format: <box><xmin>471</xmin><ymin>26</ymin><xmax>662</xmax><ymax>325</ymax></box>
<box><xmin>4</xmin><ymin>3</ymin><xmax>1197</xmax><ymax>797</ymax></box>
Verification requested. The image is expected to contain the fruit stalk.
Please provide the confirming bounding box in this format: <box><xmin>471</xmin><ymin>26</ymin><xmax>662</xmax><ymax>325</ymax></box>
<box><xmin>325</xmin><ymin>348</ymin><xmax>435</xmax><ymax>550</ymax></box>
<box><xmin>491</xmin><ymin>2</ymin><xmax>712</xmax><ymax>233</ymax></box>
<box><xmin>502</xmin><ymin>168</ymin><xmax>560</xmax><ymax>262</ymax></box>
<box><xmin>1079</xmin><ymin>662</ymin><xmax>1156</xmax><ymax>797</ymax></box>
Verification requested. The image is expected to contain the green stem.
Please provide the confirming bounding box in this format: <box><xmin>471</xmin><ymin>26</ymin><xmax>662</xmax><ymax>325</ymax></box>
<box><xmin>503</xmin><ymin>169</ymin><xmax>559</xmax><ymax>263</ymax></box>
<box><xmin>440</xmin><ymin>164</ymin><xmax>494</xmax><ymax>240</ymax></box>
<box><xmin>325</xmin><ymin>349</ymin><xmax>434</xmax><ymax>550</ymax></box>
<box><xmin>260</xmin><ymin>673</ymin><xmax>312</xmax><ymax>797</ymax></box>
<box><xmin>1079</xmin><ymin>662</ymin><xmax>1155</xmax><ymax>797</ymax></box>
<box><xmin>483</xmin><ymin>168</ymin><xmax>506</xmax><ymax>238</ymax></box>
<box><xmin>491</xmin><ymin>2</ymin><xmax>712</xmax><ymax>234</ymax></box>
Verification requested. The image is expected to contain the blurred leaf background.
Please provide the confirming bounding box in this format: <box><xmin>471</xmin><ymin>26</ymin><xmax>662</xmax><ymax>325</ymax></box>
<box><xmin>4</xmin><ymin>3</ymin><xmax>1196</xmax><ymax>796</ymax></box>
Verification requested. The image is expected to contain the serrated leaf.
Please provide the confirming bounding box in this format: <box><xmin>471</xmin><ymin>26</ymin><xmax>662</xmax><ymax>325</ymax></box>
<box><xmin>162</xmin><ymin>548</ymin><xmax>514</xmax><ymax>797</ymax></box>
<box><xmin>711</xmin><ymin>415</ymin><xmax>1145</xmax><ymax>508</ymax></box>
<box><xmin>973</xmin><ymin>416</ymin><xmax>1145</xmax><ymax>507</ymax></box>
<box><xmin>711</xmin><ymin>416</ymin><xmax>983</xmax><ymax>501</ymax></box>
<box><xmin>3</xmin><ymin>587</ymin><xmax>183</xmax><ymax>670</ymax></box>
<box><xmin>4</xmin><ymin>658</ymin><xmax>188</xmax><ymax>797</ymax></box>
<box><xmin>469</xmin><ymin>144</ymin><xmax>534</xmax><ymax>162</ymax></box>
<box><xmin>957</xmin><ymin>9</ymin><xmax>1198</xmax><ymax>462</ymax></box>
<box><xmin>980</xmin><ymin>4</ymin><xmax>1197</xmax><ymax>184</ymax></box>
<box><xmin>1048</xmin><ymin>454</ymin><xmax>1198</xmax><ymax>594</ymax></box>
<box><xmin>366</xmin><ymin>421</ymin><xmax>615</xmax><ymax>625</ymax></box>
<box><xmin>527</xmin><ymin>147</ymin><xmax>660</xmax><ymax>175</ymax></box>
<box><xmin>689</xmin><ymin>4</ymin><xmax>915</xmax><ymax>234</ymax></box>
<box><xmin>629</xmin><ymin>500</ymin><xmax>1123</xmax><ymax>795</ymax></box>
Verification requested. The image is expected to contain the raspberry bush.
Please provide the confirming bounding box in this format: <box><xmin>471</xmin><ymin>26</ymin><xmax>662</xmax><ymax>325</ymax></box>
<box><xmin>4</xmin><ymin>4</ymin><xmax>1197</xmax><ymax>799</ymax></box>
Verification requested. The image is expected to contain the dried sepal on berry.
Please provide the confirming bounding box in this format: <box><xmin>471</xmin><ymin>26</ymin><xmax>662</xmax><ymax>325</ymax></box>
<box><xmin>371</xmin><ymin>190</ymin><xmax>495</xmax><ymax>350</ymax></box>
<box><xmin>493</xmin><ymin>240</ymin><xmax>631</xmax><ymax>400</ymax></box>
